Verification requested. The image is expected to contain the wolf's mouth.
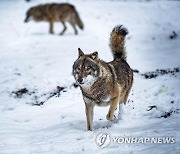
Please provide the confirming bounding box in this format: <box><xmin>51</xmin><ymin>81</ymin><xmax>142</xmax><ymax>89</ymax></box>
<box><xmin>78</xmin><ymin>81</ymin><xmax>86</xmax><ymax>85</ymax></box>
<box><xmin>76</xmin><ymin>80</ymin><xmax>84</xmax><ymax>85</ymax></box>
<box><xmin>76</xmin><ymin>79</ymin><xmax>88</xmax><ymax>85</ymax></box>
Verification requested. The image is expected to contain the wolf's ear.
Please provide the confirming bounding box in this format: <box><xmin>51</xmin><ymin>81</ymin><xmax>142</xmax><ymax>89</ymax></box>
<box><xmin>78</xmin><ymin>48</ymin><xmax>84</xmax><ymax>58</ymax></box>
<box><xmin>91</xmin><ymin>51</ymin><xmax>98</xmax><ymax>60</ymax></box>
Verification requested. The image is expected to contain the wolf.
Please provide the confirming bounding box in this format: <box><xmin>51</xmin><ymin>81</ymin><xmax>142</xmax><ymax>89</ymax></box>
<box><xmin>24</xmin><ymin>3</ymin><xmax>84</xmax><ymax>35</ymax></box>
<box><xmin>73</xmin><ymin>25</ymin><xmax>133</xmax><ymax>131</ymax></box>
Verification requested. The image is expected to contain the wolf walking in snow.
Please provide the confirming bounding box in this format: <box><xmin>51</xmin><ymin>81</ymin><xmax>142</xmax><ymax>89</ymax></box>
<box><xmin>73</xmin><ymin>25</ymin><xmax>133</xmax><ymax>131</ymax></box>
<box><xmin>24</xmin><ymin>3</ymin><xmax>84</xmax><ymax>35</ymax></box>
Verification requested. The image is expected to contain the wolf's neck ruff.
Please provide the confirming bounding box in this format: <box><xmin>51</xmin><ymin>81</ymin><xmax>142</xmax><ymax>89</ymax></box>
<box><xmin>80</xmin><ymin>74</ymin><xmax>97</xmax><ymax>90</ymax></box>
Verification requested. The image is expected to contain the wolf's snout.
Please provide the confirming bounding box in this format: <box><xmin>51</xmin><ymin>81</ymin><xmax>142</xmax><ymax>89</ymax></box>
<box><xmin>77</xmin><ymin>78</ymin><xmax>83</xmax><ymax>84</ymax></box>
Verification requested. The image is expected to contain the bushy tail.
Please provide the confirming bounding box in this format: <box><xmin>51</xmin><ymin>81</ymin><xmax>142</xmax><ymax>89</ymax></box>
<box><xmin>74</xmin><ymin>10</ymin><xmax>84</xmax><ymax>30</ymax></box>
<box><xmin>110</xmin><ymin>25</ymin><xmax>128</xmax><ymax>60</ymax></box>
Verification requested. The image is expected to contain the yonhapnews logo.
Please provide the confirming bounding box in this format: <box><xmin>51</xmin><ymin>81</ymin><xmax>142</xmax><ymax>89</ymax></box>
<box><xmin>95</xmin><ymin>132</ymin><xmax>175</xmax><ymax>148</ymax></box>
<box><xmin>96</xmin><ymin>132</ymin><xmax>111</xmax><ymax>148</ymax></box>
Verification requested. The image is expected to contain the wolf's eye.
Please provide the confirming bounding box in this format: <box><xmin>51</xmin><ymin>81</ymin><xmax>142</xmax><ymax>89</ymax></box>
<box><xmin>76</xmin><ymin>67</ymin><xmax>81</xmax><ymax>72</ymax></box>
<box><xmin>85</xmin><ymin>66</ymin><xmax>91</xmax><ymax>71</ymax></box>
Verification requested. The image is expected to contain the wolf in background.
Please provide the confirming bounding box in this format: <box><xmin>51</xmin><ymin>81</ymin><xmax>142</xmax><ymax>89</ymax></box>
<box><xmin>73</xmin><ymin>25</ymin><xmax>133</xmax><ymax>131</ymax></box>
<box><xmin>24</xmin><ymin>3</ymin><xmax>84</xmax><ymax>35</ymax></box>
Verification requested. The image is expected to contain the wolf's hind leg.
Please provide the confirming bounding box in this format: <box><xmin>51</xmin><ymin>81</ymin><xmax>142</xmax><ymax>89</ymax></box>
<box><xmin>69</xmin><ymin>20</ymin><xmax>78</xmax><ymax>35</ymax></box>
<box><xmin>117</xmin><ymin>101</ymin><xmax>124</xmax><ymax>120</ymax></box>
<box><xmin>106</xmin><ymin>95</ymin><xmax>120</xmax><ymax>121</ymax></box>
<box><xmin>123</xmin><ymin>85</ymin><xmax>132</xmax><ymax>105</ymax></box>
<box><xmin>60</xmin><ymin>22</ymin><xmax>67</xmax><ymax>35</ymax></box>
<box><xmin>71</xmin><ymin>24</ymin><xmax>78</xmax><ymax>35</ymax></box>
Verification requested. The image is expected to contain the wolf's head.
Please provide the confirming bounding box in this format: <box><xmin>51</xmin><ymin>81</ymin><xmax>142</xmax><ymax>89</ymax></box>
<box><xmin>24</xmin><ymin>6</ymin><xmax>44</xmax><ymax>23</ymax></box>
<box><xmin>73</xmin><ymin>48</ymin><xmax>100</xmax><ymax>88</ymax></box>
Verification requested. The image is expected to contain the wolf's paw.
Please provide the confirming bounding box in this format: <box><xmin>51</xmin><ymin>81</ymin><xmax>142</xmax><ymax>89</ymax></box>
<box><xmin>106</xmin><ymin>113</ymin><xmax>119</xmax><ymax>123</ymax></box>
<box><xmin>49</xmin><ymin>31</ymin><xmax>54</xmax><ymax>34</ymax></box>
<box><xmin>87</xmin><ymin>126</ymin><xmax>93</xmax><ymax>131</ymax></box>
<box><xmin>106</xmin><ymin>114</ymin><xmax>114</xmax><ymax>121</ymax></box>
<box><xmin>106</xmin><ymin>114</ymin><xmax>111</xmax><ymax>121</ymax></box>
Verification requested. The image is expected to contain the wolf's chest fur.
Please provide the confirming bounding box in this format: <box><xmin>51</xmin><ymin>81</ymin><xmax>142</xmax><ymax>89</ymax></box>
<box><xmin>80</xmin><ymin>62</ymin><xmax>118</xmax><ymax>106</ymax></box>
<box><xmin>81</xmin><ymin>86</ymin><xmax>113</xmax><ymax>106</ymax></box>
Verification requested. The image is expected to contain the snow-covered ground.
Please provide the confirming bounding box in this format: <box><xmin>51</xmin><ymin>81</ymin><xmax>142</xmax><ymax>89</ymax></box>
<box><xmin>0</xmin><ymin>0</ymin><xmax>180</xmax><ymax>153</ymax></box>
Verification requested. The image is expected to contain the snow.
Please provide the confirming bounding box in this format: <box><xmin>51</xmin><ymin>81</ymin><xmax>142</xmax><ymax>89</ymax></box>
<box><xmin>0</xmin><ymin>0</ymin><xmax>180</xmax><ymax>153</ymax></box>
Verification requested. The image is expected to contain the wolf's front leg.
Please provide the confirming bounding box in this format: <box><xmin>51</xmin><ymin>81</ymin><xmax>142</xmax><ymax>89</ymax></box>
<box><xmin>49</xmin><ymin>21</ymin><xmax>54</xmax><ymax>34</ymax></box>
<box><xmin>85</xmin><ymin>103</ymin><xmax>94</xmax><ymax>131</ymax></box>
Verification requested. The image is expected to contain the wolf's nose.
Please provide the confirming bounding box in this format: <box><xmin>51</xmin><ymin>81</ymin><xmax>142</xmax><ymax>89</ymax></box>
<box><xmin>78</xmin><ymin>78</ymin><xmax>83</xmax><ymax>84</ymax></box>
